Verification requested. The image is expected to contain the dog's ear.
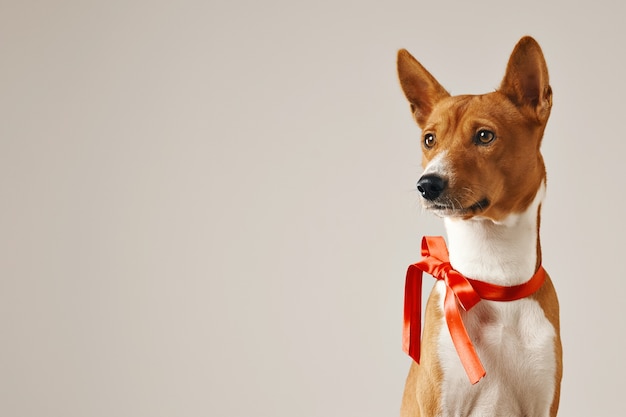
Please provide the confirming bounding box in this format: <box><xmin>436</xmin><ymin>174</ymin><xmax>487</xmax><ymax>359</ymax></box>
<box><xmin>397</xmin><ymin>49</ymin><xmax>450</xmax><ymax>128</ymax></box>
<box><xmin>499</xmin><ymin>36</ymin><xmax>552</xmax><ymax>123</ymax></box>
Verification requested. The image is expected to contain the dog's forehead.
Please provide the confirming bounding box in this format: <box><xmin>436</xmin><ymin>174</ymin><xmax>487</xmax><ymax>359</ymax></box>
<box><xmin>430</xmin><ymin>95</ymin><xmax>472</xmax><ymax>121</ymax></box>
<box><xmin>426</xmin><ymin>93</ymin><xmax>520</xmax><ymax>130</ymax></box>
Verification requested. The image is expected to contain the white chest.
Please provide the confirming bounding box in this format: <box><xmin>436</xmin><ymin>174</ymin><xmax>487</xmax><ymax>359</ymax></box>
<box><xmin>434</xmin><ymin>281</ymin><xmax>557</xmax><ymax>417</ymax></box>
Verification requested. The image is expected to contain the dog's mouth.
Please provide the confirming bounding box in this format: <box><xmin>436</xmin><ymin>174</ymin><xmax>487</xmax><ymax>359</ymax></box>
<box><xmin>424</xmin><ymin>197</ymin><xmax>491</xmax><ymax>217</ymax></box>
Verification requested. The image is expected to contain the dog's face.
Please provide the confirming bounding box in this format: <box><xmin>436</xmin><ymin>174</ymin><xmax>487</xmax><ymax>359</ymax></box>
<box><xmin>398</xmin><ymin>38</ymin><xmax>552</xmax><ymax>222</ymax></box>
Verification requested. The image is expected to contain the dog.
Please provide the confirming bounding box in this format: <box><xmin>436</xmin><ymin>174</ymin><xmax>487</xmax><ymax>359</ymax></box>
<box><xmin>396</xmin><ymin>37</ymin><xmax>562</xmax><ymax>416</ymax></box>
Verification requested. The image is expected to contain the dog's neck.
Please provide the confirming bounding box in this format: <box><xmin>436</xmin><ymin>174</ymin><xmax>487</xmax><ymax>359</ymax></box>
<box><xmin>443</xmin><ymin>183</ymin><xmax>545</xmax><ymax>287</ymax></box>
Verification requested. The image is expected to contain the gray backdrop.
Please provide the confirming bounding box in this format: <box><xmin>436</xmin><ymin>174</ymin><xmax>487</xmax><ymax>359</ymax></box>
<box><xmin>2</xmin><ymin>0</ymin><xmax>624</xmax><ymax>416</ymax></box>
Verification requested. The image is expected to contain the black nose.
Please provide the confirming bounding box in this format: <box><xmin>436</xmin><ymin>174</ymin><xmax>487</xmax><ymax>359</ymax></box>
<box><xmin>417</xmin><ymin>174</ymin><xmax>447</xmax><ymax>200</ymax></box>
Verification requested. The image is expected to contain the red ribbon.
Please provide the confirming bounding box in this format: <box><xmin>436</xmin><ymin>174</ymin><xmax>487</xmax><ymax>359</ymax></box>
<box><xmin>402</xmin><ymin>236</ymin><xmax>546</xmax><ymax>384</ymax></box>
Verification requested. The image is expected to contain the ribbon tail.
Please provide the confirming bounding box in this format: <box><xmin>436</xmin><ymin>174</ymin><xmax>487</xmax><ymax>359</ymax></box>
<box><xmin>403</xmin><ymin>265</ymin><xmax>423</xmax><ymax>364</ymax></box>
<box><xmin>443</xmin><ymin>289</ymin><xmax>486</xmax><ymax>384</ymax></box>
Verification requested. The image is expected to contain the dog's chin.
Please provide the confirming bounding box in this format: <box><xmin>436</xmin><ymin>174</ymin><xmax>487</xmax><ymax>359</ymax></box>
<box><xmin>423</xmin><ymin>198</ymin><xmax>490</xmax><ymax>219</ymax></box>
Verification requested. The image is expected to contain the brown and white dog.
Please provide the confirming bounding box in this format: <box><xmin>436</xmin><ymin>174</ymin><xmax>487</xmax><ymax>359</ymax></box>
<box><xmin>397</xmin><ymin>37</ymin><xmax>562</xmax><ymax>416</ymax></box>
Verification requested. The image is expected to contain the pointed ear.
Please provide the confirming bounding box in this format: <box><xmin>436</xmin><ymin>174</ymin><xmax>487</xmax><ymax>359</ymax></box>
<box><xmin>397</xmin><ymin>49</ymin><xmax>450</xmax><ymax>127</ymax></box>
<box><xmin>499</xmin><ymin>36</ymin><xmax>552</xmax><ymax>122</ymax></box>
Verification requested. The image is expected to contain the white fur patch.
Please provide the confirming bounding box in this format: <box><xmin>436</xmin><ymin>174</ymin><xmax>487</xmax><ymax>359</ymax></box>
<box><xmin>444</xmin><ymin>183</ymin><xmax>546</xmax><ymax>286</ymax></box>
<box><xmin>421</xmin><ymin>151</ymin><xmax>450</xmax><ymax>177</ymax></box>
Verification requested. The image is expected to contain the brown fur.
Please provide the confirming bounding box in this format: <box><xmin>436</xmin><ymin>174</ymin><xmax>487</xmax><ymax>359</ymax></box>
<box><xmin>531</xmin><ymin>273</ymin><xmax>563</xmax><ymax>417</ymax></box>
<box><xmin>401</xmin><ymin>291</ymin><xmax>443</xmax><ymax>417</ymax></box>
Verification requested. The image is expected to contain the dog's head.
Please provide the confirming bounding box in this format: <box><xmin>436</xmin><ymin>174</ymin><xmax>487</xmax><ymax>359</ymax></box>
<box><xmin>397</xmin><ymin>37</ymin><xmax>552</xmax><ymax>222</ymax></box>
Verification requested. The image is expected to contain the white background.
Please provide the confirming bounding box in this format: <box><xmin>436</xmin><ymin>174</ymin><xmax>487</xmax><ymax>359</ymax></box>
<box><xmin>1</xmin><ymin>0</ymin><xmax>625</xmax><ymax>416</ymax></box>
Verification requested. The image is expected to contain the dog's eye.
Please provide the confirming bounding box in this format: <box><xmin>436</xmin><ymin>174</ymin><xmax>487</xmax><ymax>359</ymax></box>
<box><xmin>424</xmin><ymin>133</ymin><xmax>436</xmax><ymax>149</ymax></box>
<box><xmin>475</xmin><ymin>130</ymin><xmax>495</xmax><ymax>145</ymax></box>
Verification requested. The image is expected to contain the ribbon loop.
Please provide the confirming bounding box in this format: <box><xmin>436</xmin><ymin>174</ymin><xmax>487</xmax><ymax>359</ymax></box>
<box><xmin>402</xmin><ymin>236</ymin><xmax>547</xmax><ymax>385</ymax></box>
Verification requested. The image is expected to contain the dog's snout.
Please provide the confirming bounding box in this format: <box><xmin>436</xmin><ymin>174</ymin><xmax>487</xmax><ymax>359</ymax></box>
<box><xmin>417</xmin><ymin>174</ymin><xmax>447</xmax><ymax>200</ymax></box>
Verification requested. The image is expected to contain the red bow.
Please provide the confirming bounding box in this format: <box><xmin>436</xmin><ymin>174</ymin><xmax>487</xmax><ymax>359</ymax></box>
<box><xmin>402</xmin><ymin>236</ymin><xmax>546</xmax><ymax>384</ymax></box>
